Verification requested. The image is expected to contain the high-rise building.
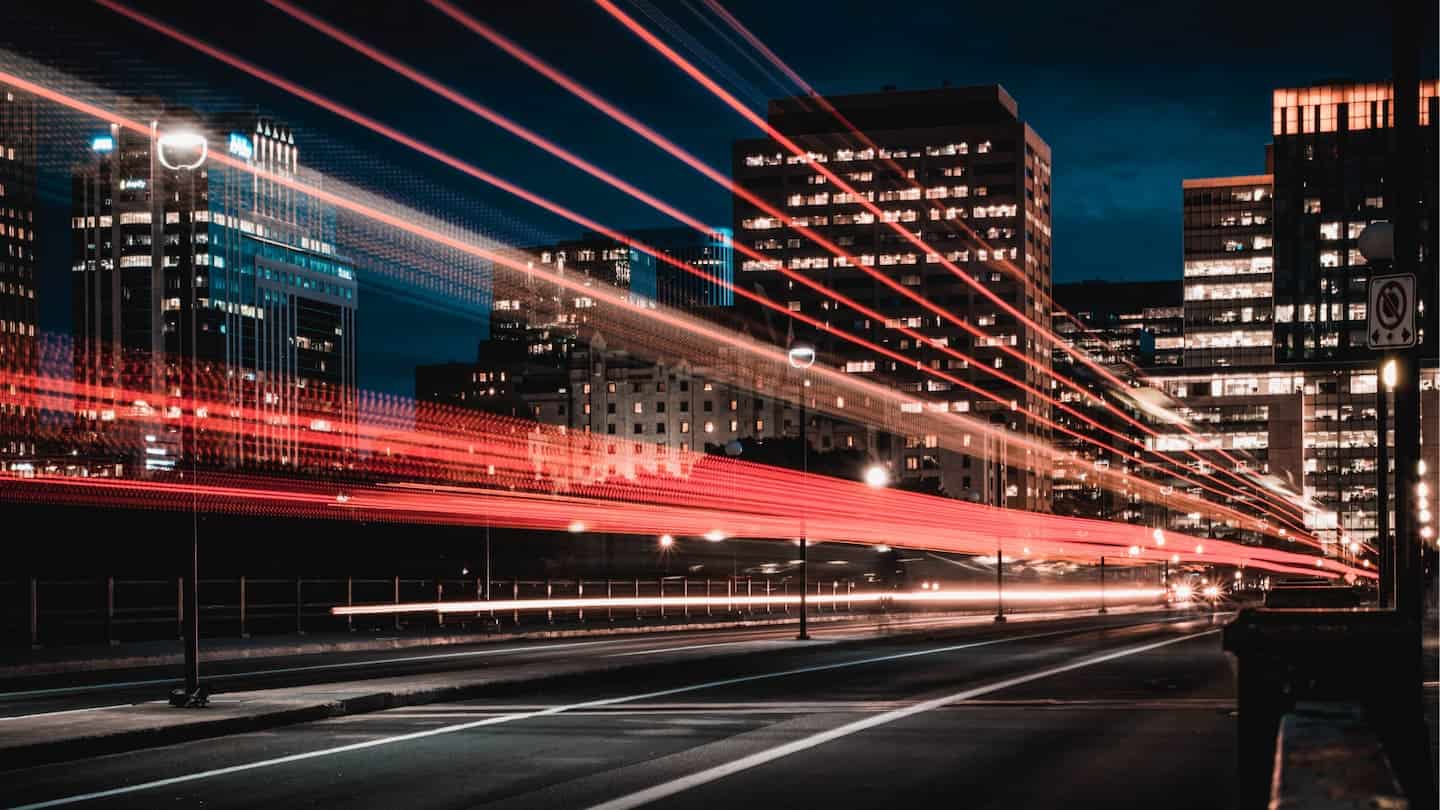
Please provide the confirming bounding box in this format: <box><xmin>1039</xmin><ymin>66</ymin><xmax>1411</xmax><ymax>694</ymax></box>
<box><xmin>732</xmin><ymin>85</ymin><xmax>1053</xmax><ymax>505</ymax></box>
<box><xmin>0</xmin><ymin>83</ymin><xmax>37</xmax><ymax>468</ymax></box>
<box><xmin>526</xmin><ymin>227</ymin><xmax>733</xmax><ymax>310</ymax></box>
<box><xmin>1049</xmin><ymin>281</ymin><xmax>1181</xmax><ymax>520</ymax></box>
<box><xmin>1181</xmin><ymin>175</ymin><xmax>1275</xmax><ymax>368</ymax></box>
<box><xmin>1270</xmin><ymin>81</ymin><xmax>1438</xmax><ymax>364</ymax></box>
<box><xmin>72</xmin><ymin>113</ymin><xmax>358</xmax><ymax>473</ymax></box>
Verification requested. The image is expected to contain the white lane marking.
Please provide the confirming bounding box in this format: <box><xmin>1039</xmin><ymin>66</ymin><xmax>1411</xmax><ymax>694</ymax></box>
<box><xmin>585</xmin><ymin>629</ymin><xmax>1222</xmax><ymax>810</ymax></box>
<box><xmin>2</xmin><ymin>618</ymin><xmax>1178</xmax><ymax>809</ymax></box>
<box><xmin>0</xmin><ymin>704</ymin><xmax>135</xmax><ymax>721</ymax></box>
<box><xmin>606</xmin><ymin>641</ymin><xmax>763</xmax><ymax>658</ymax></box>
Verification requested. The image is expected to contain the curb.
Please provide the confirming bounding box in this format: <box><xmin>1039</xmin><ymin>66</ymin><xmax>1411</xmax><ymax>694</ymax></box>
<box><xmin>0</xmin><ymin>606</ymin><xmax>1178</xmax><ymax>771</ymax></box>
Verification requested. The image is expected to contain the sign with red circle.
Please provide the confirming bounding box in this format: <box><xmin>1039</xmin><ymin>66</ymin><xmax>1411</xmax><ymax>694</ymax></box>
<box><xmin>1368</xmin><ymin>274</ymin><xmax>1416</xmax><ymax>349</ymax></box>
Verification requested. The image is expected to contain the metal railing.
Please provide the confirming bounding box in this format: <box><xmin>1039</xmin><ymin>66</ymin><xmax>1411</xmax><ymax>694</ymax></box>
<box><xmin>0</xmin><ymin>575</ymin><xmax>864</xmax><ymax>649</ymax></box>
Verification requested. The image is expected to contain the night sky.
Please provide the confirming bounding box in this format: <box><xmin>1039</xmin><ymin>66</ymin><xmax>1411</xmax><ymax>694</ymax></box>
<box><xmin>2</xmin><ymin>0</ymin><xmax>1428</xmax><ymax>396</ymax></box>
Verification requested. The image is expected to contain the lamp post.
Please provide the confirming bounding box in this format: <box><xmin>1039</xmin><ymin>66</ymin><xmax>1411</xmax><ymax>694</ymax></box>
<box><xmin>788</xmin><ymin>343</ymin><xmax>815</xmax><ymax>640</ymax></box>
<box><xmin>1098</xmin><ymin>555</ymin><xmax>1107</xmax><ymax>614</ymax></box>
<box><xmin>157</xmin><ymin>129</ymin><xmax>207</xmax><ymax>707</ymax></box>
<box><xmin>989</xmin><ymin>412</ymin><xmax>1009</xmax><ymax>622</ymax></box>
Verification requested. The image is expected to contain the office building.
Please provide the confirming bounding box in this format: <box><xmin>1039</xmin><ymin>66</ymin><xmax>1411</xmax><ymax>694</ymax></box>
<box><xmin>1048</xmin><ymin>281</ymin><xmax>1180</xmax><ymax>520</ymax></box>
<box><xmin>1181</xmin><ymin>175</ymin><xmax>1275</xmax><ymax>368</ymax></box>
<box><xmin>732</xmin><ymin>85</ymin><xmax>1053</xmax><ymax>505</ymax></box>
<box><xmin>1270</xmin><ymin>81</ymin><xmax>1438</xmax><ymax>364</ymax></box>
<box><xmin>0</xmin><ymin>83</ymin><xmax>36</xmax><ymax>468</ymax></box>
<box><xmin>1053</xmin><ymin>280</ymin><xmax>1183</xmax><ymax>369</ymax></box>
<box><xmin>72</xmin><ymin>113</ymin><xmax>358</xmax><ymax>473</ymax></box>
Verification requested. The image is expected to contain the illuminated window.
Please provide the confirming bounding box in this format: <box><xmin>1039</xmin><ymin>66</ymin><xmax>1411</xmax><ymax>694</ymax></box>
<box><xmin>1303</xmin><ymin>198</ymin><xmax>1322</xmax><ymax>214</ymax></box>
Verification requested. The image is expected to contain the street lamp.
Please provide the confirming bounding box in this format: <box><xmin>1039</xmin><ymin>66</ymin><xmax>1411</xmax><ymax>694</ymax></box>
<box><xmin>787</xmin><ymin>342</ymin><xmax>815</xmax><ymax>640</ymax></box>
<box><xmin>863</xmin><ymin>463</ymin><xmax>890</xmax><ymax>489</ymax></box>
<box><xmin>156</xmin><ymin>130</ymin><xmax>208</xmax><ymax>171</ymax></box>
<box><xmin>161</xmin><ymin>128</ymin><xmax>208</xmax><ymax>709</ymax></box>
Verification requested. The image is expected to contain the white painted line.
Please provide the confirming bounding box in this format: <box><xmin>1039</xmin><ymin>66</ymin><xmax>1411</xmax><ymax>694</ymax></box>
<box><xmin>606</xmin><ymin>640</ymin><xmax>761</xmax><ymax>658</ymax></box>
<box><xmin>585</xmin><ymin>629</ymin><xmax>1221</xmax><ymax>810</ymax></box>
<box><xmin>3</xmin><ymin>618</ymin><xmax>1164</xmax><ymax>809</ymax></box>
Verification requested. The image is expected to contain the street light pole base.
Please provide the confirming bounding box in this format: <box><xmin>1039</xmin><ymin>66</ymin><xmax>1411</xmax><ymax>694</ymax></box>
<box><xmin>993</xmin><ymin>614</ymin><xmax>1007</xmax><ymax>623</ymax></box>
<box><xmin>796</xmin><ymin>632</ymin><xmax>811</xmax><ymax>641</ymax></box>
<box><xmin>1097</xmin><ymin>606</ymin><xmax>1108</xmax><ymax>614</ymax></box>
<box><xmin>168</xmin><ymin>683</ymin><xmax>210</xmax><ymax>708</ymax></box>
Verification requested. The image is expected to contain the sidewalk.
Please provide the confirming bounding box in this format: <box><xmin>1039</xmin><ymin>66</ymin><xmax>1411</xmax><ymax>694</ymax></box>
<box><xmin>1</xmin><ymin>612</ymin><xmax>873</xmax><ymax>679</ymax></box>
<box><xmin>0</xmin><ymin>605</ymin><xmax>1170</xmax><ymax>769</ymax></box>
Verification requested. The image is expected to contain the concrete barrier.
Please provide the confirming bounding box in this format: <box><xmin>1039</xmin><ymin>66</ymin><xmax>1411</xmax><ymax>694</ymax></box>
<box><xmin>1270</xmin><ymin>702</ymin><xmax>1408</xmax><ymax>810</ymax></box>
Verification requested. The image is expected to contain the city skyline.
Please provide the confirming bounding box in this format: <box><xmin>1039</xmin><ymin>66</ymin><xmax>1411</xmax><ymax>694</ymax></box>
<box><xmin>2</xmin><ymin>0</ymin><xmax>1430</xmax><ymax>396</ymax></box>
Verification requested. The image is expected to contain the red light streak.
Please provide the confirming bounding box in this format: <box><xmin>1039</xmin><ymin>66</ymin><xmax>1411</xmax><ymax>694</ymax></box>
<box><xmin>697</xmin><ymin>0</ymin><xmax>1160</xmax><ymax>385</ymax></box>
<box><xmin>3</xmin><ymin>44</ymin><xmax>1301</xmax><ymax>541</ymax></box>
<box><xmin>251</xmin><ymin>0</ymin><xmax>1308</xmax><ymax>541</ymax></box>
<box><xmin>589</xmin><ymin>0</ymin><xmax>1309</xmax><ymax>535</ymax></box>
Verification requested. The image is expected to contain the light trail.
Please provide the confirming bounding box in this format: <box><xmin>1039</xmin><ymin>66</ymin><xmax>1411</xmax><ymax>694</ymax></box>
<box><xmin>241</xmin><ymin>0</ymin><xmax>1309</xmax><ymax>539</ymax></box>
<box><xmin>696</xmin><ymin>0</ymin><xmax>1161</xmax><ymax>386</ymax></box>
<box><xmin>1</xmin><ymin>53</ymin><xmax>1305</xmax><ymax>544</ymax></box>
<box><xmin>697</xmin><ymin>0</ymin><xmax>1296</xmax><ymax>518</ymax></box>
<box><xmin>0</xmin><ymin>463</ymin><xmax>1370</xmax><ymax>582</ymax></box>
<box><xmin>591</xmin><ymin>0</ymin><xmax>1310</xmax><ymax>532</ymax></box>
<box><xmin>8</xmin><ymin>347</ymin><xmax>1278</xmax><ymax>543</ymax></box>
<box><xmin>2</xmin><ymin>66</ymin><xmax>1285</xmax><ymax>541</ymax></box>
<box><xmin>330</xmin><ymin>588</ymin><xmax>1170</xmax><ymax>617</ymax></box>
<box><xmin>407</xmin><ymin>0</ymin><xmax>1306</xmax><ymax>537</ymax></box>
<box><xmin>142</xmin><ymin>0</ymin><xmax>1183</xmax><ymax>499</ymax></box>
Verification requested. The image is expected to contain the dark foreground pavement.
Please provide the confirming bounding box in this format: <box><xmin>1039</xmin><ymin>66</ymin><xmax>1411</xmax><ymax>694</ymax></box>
<box><xmin>0</xmin><ymin>612</ymin><xmax>1236</xmax><ymax>809</ymax></box>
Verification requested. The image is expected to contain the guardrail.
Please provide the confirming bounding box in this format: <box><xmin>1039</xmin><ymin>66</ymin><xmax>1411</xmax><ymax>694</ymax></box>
<box><xmin>0</xmin><ymin>575</ymin><xmax>861</xmax><ymax>649</ymax></box>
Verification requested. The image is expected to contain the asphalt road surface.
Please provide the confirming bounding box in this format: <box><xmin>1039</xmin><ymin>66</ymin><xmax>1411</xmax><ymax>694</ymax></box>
<box><xmin>0</xmin><ymin>612</ymin><xmax>1236</xmax><ymax>809</ymax></box>
<box><xmin>0</xmin><ymin>607</ymin><xmax>1177</xmax><ymax>718</ymax></box>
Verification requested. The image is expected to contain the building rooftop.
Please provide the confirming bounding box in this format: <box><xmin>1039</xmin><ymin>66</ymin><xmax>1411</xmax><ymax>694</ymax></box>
<box><xmin>765</xmin><ymin>84</ymin><xmax>1020</xmax><ymax>135</ymax></box>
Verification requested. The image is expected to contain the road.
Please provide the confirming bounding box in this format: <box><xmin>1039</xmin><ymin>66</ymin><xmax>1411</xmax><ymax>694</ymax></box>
<box><xmin>0</xmin><ymin>607</ymin><xmax>1176</xmax><ymax>719</ymax></box>
<box><xmin>0</xmin><ymin>611</ymin><xmax>1235</xmax><ymax>809</ymax></box>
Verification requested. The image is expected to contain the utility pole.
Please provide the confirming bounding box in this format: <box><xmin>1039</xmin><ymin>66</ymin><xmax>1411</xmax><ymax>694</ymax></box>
<box><xmin>1388</xmin><ymin>11</ymin><xmax>1422</xmax><ymax>625</ymax></box>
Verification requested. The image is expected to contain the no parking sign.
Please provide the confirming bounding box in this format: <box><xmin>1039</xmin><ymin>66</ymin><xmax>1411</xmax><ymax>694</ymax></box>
<box><xmin>1367</xmin><ymin>274</ymin><xmax>1416</xmax><ymax>349</ymax></box>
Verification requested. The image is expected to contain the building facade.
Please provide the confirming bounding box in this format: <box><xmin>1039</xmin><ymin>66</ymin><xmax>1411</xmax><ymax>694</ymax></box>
<box><xmin>72</xmin><ymin>114</ymin><xmax>358</xmax><ymax>474</ymax></box>
<box><xmin>732</xmin><ymin>85</ymin><xmax>1053</xmax><ymax>505</ymax></box>
<box><xmin>1181</xmin><ymin>175</ymin><xmax>1275</xmax><ymax>368</ymax></box>
<box><xmin>0</xmin><ymin>83</ymin><xmax>37</xmax><ymax>468</ymax></box>
<box><xmin>1049</xmin><ymin>281</ymin><xmax>1181</xmax><ymax>520</ymax></box>
<box><xmin>1271</xmin><ymin>81</ymin><xmax>1438</xmax><ymax>364</ymax></box>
